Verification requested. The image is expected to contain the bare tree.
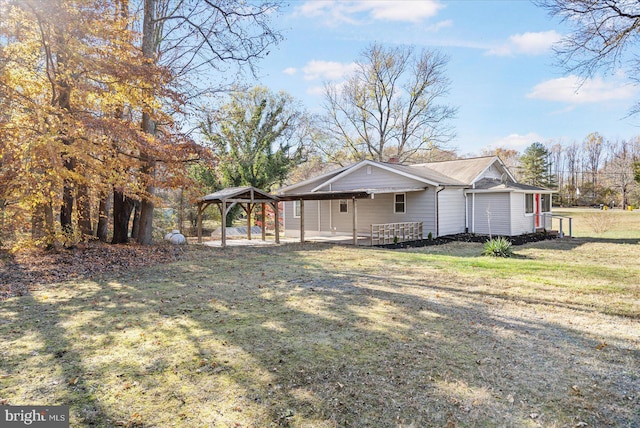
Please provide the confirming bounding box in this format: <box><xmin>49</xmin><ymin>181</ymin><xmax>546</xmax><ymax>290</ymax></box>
<box><xmin>565</xmin><ymin>141</ymin><xmax>581</xmax><ymax>204</ymax></box>
<box><xmin>321</xmin><ymin>43</ymin><xmax>457</xmax><ymax>164</ymax></box>
<box><xmin>133</xmin><ymin>0</ymin><xmax>283</xmax><ymax>244</ymax></box>
<box><xmin>537</xmin><ymin>0</ymin><xmax>640</xmax><ymax>111</ymax></box>
<box><xmin>606</xmin><ymin>139</ymin><xmax>639</xmax><ymax>209</ymax></box>
<box><xmin>583</xmin><ymin>132</ymin><xmax>605</xmax><ymax>198</ymax></box>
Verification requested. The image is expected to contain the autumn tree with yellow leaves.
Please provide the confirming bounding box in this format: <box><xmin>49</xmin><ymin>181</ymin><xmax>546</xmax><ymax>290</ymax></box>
<box><xmin>0</xmin><ymin>0</ymin><xmax>282</xmax><ymax>247</ymax></box>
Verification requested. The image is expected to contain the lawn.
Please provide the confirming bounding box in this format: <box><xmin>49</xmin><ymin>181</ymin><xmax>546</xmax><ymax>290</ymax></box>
<box><xmin>1</xmin><ymin>221</ymin><xmax>639</xmax><ymax>426</ymax></box>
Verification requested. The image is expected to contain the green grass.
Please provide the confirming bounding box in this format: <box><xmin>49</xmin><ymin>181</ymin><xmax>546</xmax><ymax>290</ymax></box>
<box><xmin>554</xmin><ymin>207</ymin><xmax>640</xmax><ymax>239</ymax></box>
<box><xmin>1</xmin><ymin>236</ymin><xmax>639</xmax><ymax>426</ymax></box>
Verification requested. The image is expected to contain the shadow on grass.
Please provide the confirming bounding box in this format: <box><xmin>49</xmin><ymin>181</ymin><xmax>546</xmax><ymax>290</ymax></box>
<box><xmin>1</xmin><ymin>243</ymin><xmax>638</xmax><ymax>426</ymax></box>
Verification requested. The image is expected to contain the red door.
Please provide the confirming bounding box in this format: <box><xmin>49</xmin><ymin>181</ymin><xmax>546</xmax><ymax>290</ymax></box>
<box><xmin>535</xmin><ymin>194</ymin><xmax>541</xmax><ymax>228</ymax></box>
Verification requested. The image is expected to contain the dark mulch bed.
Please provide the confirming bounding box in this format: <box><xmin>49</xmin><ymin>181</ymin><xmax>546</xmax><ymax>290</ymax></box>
<box><xmin>376</xmin><ymin>232</ymin><xmax>559</xmax><ymax>249</ymax></box>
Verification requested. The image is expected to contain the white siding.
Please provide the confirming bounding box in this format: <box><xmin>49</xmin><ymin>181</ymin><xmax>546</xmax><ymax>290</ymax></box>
<box><xmin>438</xmin><ymin>188</ymin><xmax>466</xmax><ymax>236</ymax></box>
<box><xmin>283</xmin><ymin>200</ymin><xmax>320</xmax><ymax>238</ymax></box>
<box><xmin>471</xmin><ymin>193</ymin><xmax>511</xmax><ymax>236</ymax></box>
<box><xmin>330</xmin><ymin>164</ymin><xmax>426</xmax><ymax>190</ymax></box>
<box><xmin>510</xmin><ymin>193</ymin><xmax>534</xmax><ymax>235</ymax></box>
<box><xmin>323</xmin><ymin>189</ymin><xmax>436</xmax><ymax>236</ymax></box>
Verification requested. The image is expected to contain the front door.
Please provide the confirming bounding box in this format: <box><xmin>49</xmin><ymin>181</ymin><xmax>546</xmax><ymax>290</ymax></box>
<box><xmin>535</xmin><ymin>193</ymin><xmax>541</xmax><ymax>228</ymax></box>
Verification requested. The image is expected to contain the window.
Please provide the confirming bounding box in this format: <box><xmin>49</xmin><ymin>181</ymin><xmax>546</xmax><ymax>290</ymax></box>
<box><xmin>339</xmin><ymin>199</ymin><xmax>348</xmax><ymax>213</ymax></box>
<box><xmin>541</xmin><ymin>194</ymin><xmax>551</xmax><ymax>212</ymax></box>
<box><xmin>293</xmin><ymin>201</ymin><xmax>301</xmax><ymax>218</ymax></box>
<box><xmin>394</xmin><ymin>193</ymin><xmax>406</xmax><ymax>214</ymax></box>
<box><xmin>525</xmin><ymin>194</ymin><xmax>534</xmax><ymax>214</ymax></box>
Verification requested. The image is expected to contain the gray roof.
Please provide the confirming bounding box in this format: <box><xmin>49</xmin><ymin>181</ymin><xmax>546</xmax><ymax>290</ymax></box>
<box><xmin>278</xmin><ymin>156</ymin><xmax>542</xmax><ymax>196</ymax></box>
<box><xmin>382</xmin><ymin>162</ymin><xmax>467</xmax><ymax>186</ymax></box>
<box><xmin>412</xmin><ymin>156</ymin><xmax>498</xmax><ymax>184</ymax></box>
<box><xmin>470</xmin><ymin>178</ymin><xmax>553</xmax><ymax>192</ymax></box>
<box><xmin>197</xmin><ymin>186</ymin><xmax>278</xmax><ymax>203</ymax></box>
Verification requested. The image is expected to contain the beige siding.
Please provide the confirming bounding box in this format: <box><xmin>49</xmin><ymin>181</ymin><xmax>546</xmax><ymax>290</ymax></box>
<box><xmin>471</xmin><ymin>193</ymin><xmax>511</xmax><ymax>235</ymax></box>
<box><xmin>438</xmin><ymin>189</ymin><xmax>466</xmax><ymax>236</ymax></box>
<box><xmin>330</xmin><ymin>164</ymin><xmax>427</xmax><ymax>190</ymax></box>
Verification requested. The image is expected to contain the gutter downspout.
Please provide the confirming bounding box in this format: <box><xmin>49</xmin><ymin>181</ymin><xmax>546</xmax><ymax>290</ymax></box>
<box><xmin>435</xmin><ymin>186</ymin><xmax>444</xmax><ymax>237</ymax></box>
<box><xmin>463</xmin><ymin>190</ymin><xmax>468</xmax><ymax>233</ymax></box>
<box><xmin>329</xmin><ymin>183</ymin><xmax>332</xmax><ymax>233</ymax></box>
<box><xmin>471</xmin><ymin>182</ymin><xmax>476</xmax><ymax>234</ymax></box>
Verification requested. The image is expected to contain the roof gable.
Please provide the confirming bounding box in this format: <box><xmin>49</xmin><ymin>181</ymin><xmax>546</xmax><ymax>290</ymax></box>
<box><xmin>198</xmin><ymin>186</ymin><xmax>277</xmax><ymax>203</ymax></box>
<box><xmin>413</xmin><ymin>156</ymin><xmax>516</xmax><ymax>185</ymax></box>
<box><xmin>312</xmin><ymin>160</ymin><xmax>441</xmax><ymax>191</ymax></box>
<box><xmin>278</xmin><ymin>156</ymin><xmax>520</xmax><ymax>195</ymax></box>
<box><xmin>277</xmin><ymin>164</ymin><xmax>351</xmax><ymax>193</ymax></box>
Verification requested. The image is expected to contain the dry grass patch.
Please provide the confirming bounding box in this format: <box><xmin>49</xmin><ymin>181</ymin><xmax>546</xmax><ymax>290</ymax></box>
<box><xmin>1</xmin><ymin>241</ymin><xmax>639</xmax><ymax>427</ymax></box>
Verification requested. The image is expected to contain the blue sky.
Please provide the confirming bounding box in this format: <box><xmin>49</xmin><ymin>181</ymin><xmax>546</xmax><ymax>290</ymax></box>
<box><xmin>253</xmin><ymin>0</ymin><xmax>640</xmax><ymax>156</ymax></box>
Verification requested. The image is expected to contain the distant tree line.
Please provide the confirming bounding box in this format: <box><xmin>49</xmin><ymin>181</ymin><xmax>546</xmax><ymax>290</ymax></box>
<box><xmin>485</xmin><ymin>134</ymin><xmax>640</xmax><ymax>209</ymax></box>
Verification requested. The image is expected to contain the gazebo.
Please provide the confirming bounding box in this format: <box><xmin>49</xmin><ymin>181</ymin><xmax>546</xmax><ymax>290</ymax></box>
<box><xmin>195</xmin><ymin>186</ymin><xmax>280</xmax><ymax>247</ymax></box>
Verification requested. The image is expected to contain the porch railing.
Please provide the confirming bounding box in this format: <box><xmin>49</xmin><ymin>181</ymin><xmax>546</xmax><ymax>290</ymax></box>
<box><xmin>370</xmin><ymin>222</ymin><xmax>423</xmax><ymax>246</ymax></box>
<box><xmin>539</xmin><ymin>213</ymin><xmax>573</xmax><ymax>238</ymax></box>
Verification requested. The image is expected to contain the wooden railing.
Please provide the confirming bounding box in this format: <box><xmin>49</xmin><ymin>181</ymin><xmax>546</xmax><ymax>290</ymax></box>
<box><xmin>536</xmin><ymin>213</ymin><xmax>573</xmax><ymax>238</ymax></box>
<box><xmin>370</xmin><ymin>222</ymin><xmax>423</xmax><ymax>246</ymax></box>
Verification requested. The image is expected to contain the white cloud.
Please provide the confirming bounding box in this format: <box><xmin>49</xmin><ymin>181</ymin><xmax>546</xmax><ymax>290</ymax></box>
<box><xmin>527</xmin><ymin>75</ymin><xmax>637</xmax><ymax>103</ymax></box>
<box><xmin>489</xmin><ymin>133</ymin><xmax>545</xmax><ymax>151</ymax></box>
<box><xmin>487</xmin><ymin>30</ymin><xmax>561</xmax><ymax>56</ymax></box>
<box><xmin>283</xmin><ymin>67</ymin><xmax>297</xmax><ymax>76</ymax></box>
<box><xmin>295</xmin><ymin>0</ymin><xmax>443</xmax><ymax>24</ymax></box>
<box><xmin>307</xmin><ymin>85</ymin><xmax>326</xmax><ymax>96</ymax></box>
<box><xmin>425</xmin><ymin>19</ymin><xmax>453</xmax><ymax>32</ymax></box>
<box><xmin>302</xmin><ymin>60</ymin><xmax>358</xmax><ymax>81</ymax></box>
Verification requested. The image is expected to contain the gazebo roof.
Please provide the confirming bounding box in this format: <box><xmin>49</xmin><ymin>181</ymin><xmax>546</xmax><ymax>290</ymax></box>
<box><xmin>197</xmin><ymin>186</ymin><xmax>279</xmax><ymax>204</ymax></box>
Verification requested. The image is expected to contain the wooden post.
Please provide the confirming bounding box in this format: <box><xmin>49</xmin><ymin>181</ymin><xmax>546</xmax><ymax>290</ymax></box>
<box><xmin>197</xmin><ymin>203</ymin><xmax>203</xmax><ymax>243</ymax></box>
<box><xmin>221</xmin><ymin>201</ymin><xmax>227</xmax><ymax>248</ymax></box>
<box><xmin>352</xmin><ymin>197</ymin><xmax>357</xmax><ymax>246</ymax></box>
<box><xmin>300</xmin><ymin>200</ymin><xmax>305</xmax><ymax>244</ymax></box>
<box><xmin>246</xmin><ymin>203</ymin><xmax>253</xmax><ymax>240</ymax></box>
<box><xmin>274</xmin><ymin>201</ymin><xmax>280</xmax><ymax>244</ymax></box>
<box><xmin>261</xmin><ymin>203</ymin><xmax>266</xmax><ymax>241</ymax></box>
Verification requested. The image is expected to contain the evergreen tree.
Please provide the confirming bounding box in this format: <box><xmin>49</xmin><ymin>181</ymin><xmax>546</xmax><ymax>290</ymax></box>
<box><xmin>520</xmin><ymin>142</ymin><xmax>554</xmax><ymax>188</ymax></box>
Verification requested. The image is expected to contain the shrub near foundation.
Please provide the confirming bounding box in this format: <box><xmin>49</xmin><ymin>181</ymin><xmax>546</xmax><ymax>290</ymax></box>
<box><xmin>482</xmin><ymin>236</ymin><xmax>513</xmax><ymax>258</ymax></box>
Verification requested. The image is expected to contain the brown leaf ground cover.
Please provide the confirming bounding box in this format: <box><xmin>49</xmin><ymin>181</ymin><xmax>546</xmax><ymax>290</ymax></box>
<box><xmin>0</xmin><ymin>242</ymin><xmax>184</xmax><ymax>300</ymax></box>
<box><xmin>1</xmin><ymin>236</ymin><xmax>639</xmax><ymax>427</ymax></box>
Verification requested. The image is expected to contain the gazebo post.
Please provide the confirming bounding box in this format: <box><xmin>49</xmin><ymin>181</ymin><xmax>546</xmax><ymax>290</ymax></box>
<box><xmin>197</xmin><ymin>203</ymin><xmax>203</xmax><ymax>243</ymax></box>
<box><xmin>300</xmin><ymin>199</ymin><xmax>305</xmax><ymax>244</ymax></box>
<box><xmin>274</xmin><ymin>201</ymin><xmax>280</xmax><ymax>244</ymax></box>
<box><xmin>261</xmin><ymin>203</ymin><xmax>266</xmax><ymax>241</ymax></box>
<box><xmin>244</xmin><ymin>203</ymin><xmax>253</xmax><ymax>240</ymax></box>
<box><xmin>352</xmin><ymin>197</ymin><xmax>358</xmax><ymax>246</ymax></box>
<box><xmin>219</xmin><ymin>202</ymin><xmax>227</xmax><ymax>248</ymax></box>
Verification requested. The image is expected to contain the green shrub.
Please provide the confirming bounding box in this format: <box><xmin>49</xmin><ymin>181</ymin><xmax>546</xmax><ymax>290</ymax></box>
<box><xmin>482</xmin><ymin>237</ymin><xmax>513</xmax><ymax>258</ymax></box>
<box><xmin>427</xmin><ymin>232</ymin><xmax>433</xmax><ymax>240</ymax></box>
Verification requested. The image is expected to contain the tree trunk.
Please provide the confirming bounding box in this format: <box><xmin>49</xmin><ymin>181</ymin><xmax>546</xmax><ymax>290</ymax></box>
<box><xmin>60</xmin><ymin>157</ymin><xmax>75</xmax><ymax>236</ymax></box>
<box><xmin>76</xmin><ymin>182</ymin><xmax>92</xmax><ymax>236</ymax></box>
<box><xmin>32</xmin><ymin>201</ymin><xmax>56</xmax><ymax>248</ymax></box>
<box><xmin>136</xmin><ymin>0</ymin><xmax>156</xmax><ymax>245</ymax></box>
<box><xmin>97</xmin><ymin>191</ymin><xmax>111</xmax><ymax>242</ymax></box>
<box><xmin>131</xmin><ymin>200</ymin><xmax>141</xmax><ymax>240</ymax></box>
<box><xmin>112</xmin><ymin>190</ymin><xmax>134</xmax><ymax>244</ymax></box>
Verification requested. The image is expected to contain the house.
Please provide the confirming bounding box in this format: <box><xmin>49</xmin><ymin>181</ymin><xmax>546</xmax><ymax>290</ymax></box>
<box><xmin>276</xmin><ymin>156</ymin><xmax>554</xmax><ymax>243</ymax></box>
